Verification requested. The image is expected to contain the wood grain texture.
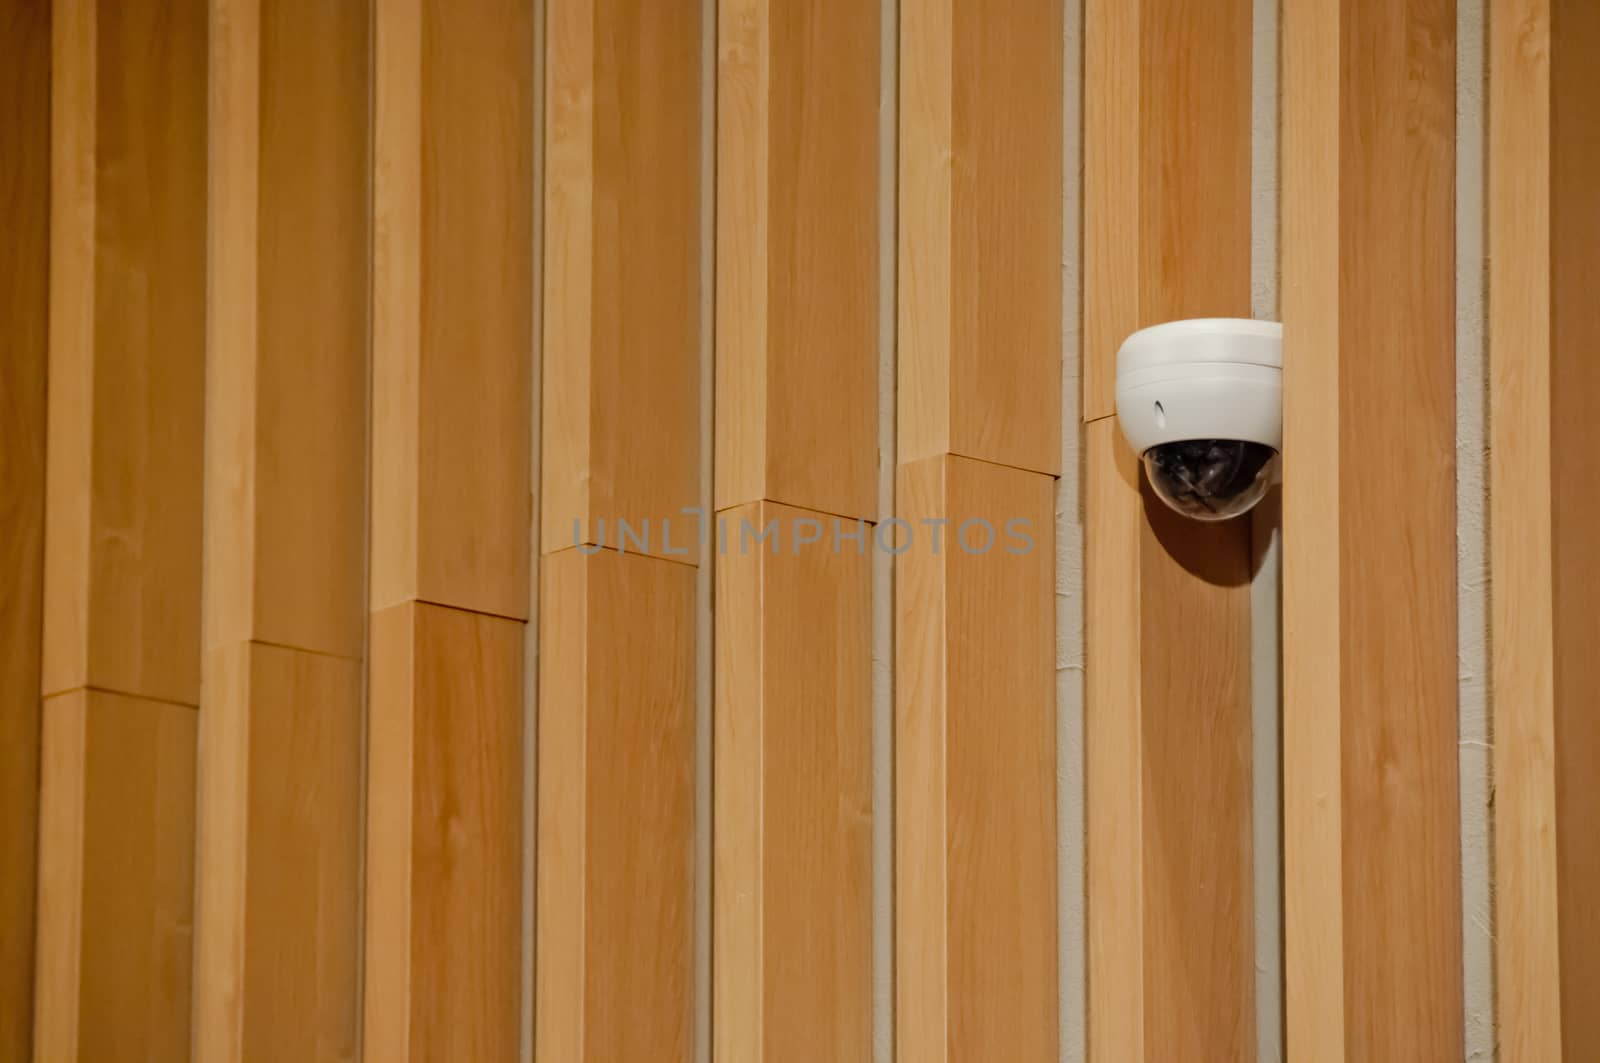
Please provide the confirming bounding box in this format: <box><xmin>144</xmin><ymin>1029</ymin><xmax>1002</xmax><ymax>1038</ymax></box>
<box><xmin>33</xmin><ymin>691</ymin><xmax>196</xmax><ymax>1063</ymax></box>
<box><xmin>537</xmin><ymin>549</ymin><xmax>696</xmax><ymax>1062</ymax></box>
<box><xmin>42</xmin><ymin>0</ymin><xmax>208</xmax><ymax>705</ymax></box>
<box><xmin>1081</xmin><ymin>1</ymin><xmax>1255</xmax><ymax>1057</ymax></box>
<box><xmin>194</xmin><ymin>642</ymin><xmax>361</xmax><ymax>1062</ymax></box>
<box><xmin>542</xmin><ymin>0</ymin><xmax>701</xmax><ymax>562</ymax></box>
<box><xmin>898</xmin><ymin>0</ymin><xmax>1062</xmax><ymax>475</ymax></box>
<box><xmin>197</xmin><ymin>4</ymin><xmax>369</xmax><ymax>1058</ymax></box>
<box><xmin>713</xmin><ymin>501</ymin><xmax>871</xmax><ymax>1062</ymax></box>
<box><xmin>372</xmin><ymin>0</ymin><xmax>533</xmax><ymax>617</ymax></box>
<box><xmin>1283</xmin><ymin>0</ymin><xmax>1462</xmax><ymax>1057</ymax></box>
<box><xmin>715</xmin><ymin>0</ymin><xmax>877</xmax><ymax>520</ymax></box>
<box><xmin>365</xmin><ymin>602</ymin><xmax>523</xmax><ymax>1062</ymax></box>
<box><xmin>0</xmin><ymin>1</ymin><xmax>49</xmax><ymax>1055</ymax></box>
<box><xmin>205</xmin><ymin>0</ymin><xmax>370</xmax><ymax>657</ymax></box>
<box><xmin>1082</xmin><ymin>429</ymin><xmax>1254</xmax><ymax>1063</ymax></box>
<box><xmin>1491</xmin><ymin>0</ymin><xmax>1600</xmax><ymax>1056</ymax></box>
<box><xmin>36</xmin><ymin>4</ymin><xmax>206</xmax><ymax>1058</ymax></box>
<box><xmin>1083</xmin><ymin>0</ymin><xmax>1252</xmax><ymax>420</ymax></box>
<box><xmin>895</xmin><ymin>455</ymin><xmax>1056</xmax><ymax>1062</ymax></box>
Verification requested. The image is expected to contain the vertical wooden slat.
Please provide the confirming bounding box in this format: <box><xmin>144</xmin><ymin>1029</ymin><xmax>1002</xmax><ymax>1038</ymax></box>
<box><xmin>538</xmin><ymin>0</ymin><xmax>701</xmax><ymax>1058</ymax></box>
<box><xmin>713</xmin><ymin>0</ymin><xmax>876</xmax><ymax>1058</ymax></box>
<box><xmin>542</xmin><ymin>0</ymin><xmax>701</xmax><ymax>561</ymax></box>
<box><xmin>0</xmin><ymin>1</ymin><xmax>50</xmax><ymax>1055</ymax></box>
<box><xmin>35</xmin><ymin>2</ymin><xmax>208</xmax><ymax>1059</ymax></box>
<box><xmin>366</xmin><ymin>1</ymin><xmax>532</xmax><ymax>1058</ymax></box>
<box><xmin>899</xmin><ymin>0</ymin><xmax>1062</xmax><ymax>478</ymax></box>
<box><xmin>895</xmin><ymin>456</ymin><xmax>1056</xmax><ymax>1060</ymax></box>
<box><xmin>713</xmin><ymin>502</ymin><xmax>872</xmax><ymax>1061</ymax></box>
<box><xmin>897</xmin><ymin>1</ymin><xmax>1061</xmax><ymax>1055</ymax></box>
<box><xmin>536</xmin><ymin>551</ymin><xmax>696</xmax><ymax>1060</ymax></box>
<box><xmin>1081</xmin><ymin>0</ymin><xmax>1256</xmax><ymax>1059</ymax></box>
<box><xmin>1283</xmin><ymin>0</ymin><xmax>1462</xmax><ymax>1057</ymax></box>
<box><xmin>37</xmin><ymin>692</ymin><xmax>197</xmax><ymax>1063</ymax></box>
<box><xmin>194</xmin><ymin>2</ymin><xmax>369</xmax><ymax>1056</ymax></box>
<box><xmin>367</xmin><ymin>603</ymin><xmax>524</xmax><ymax>1062</ymax></box>
<box><xmin>1491</xmin><ymin>0</ymin><xmax>1600</xmax><ymax>1056</ymax></box>
<box><xmin>714</xmin><ymin>0</ymin><xmax>878</xmax><ymax>520</ymax></box>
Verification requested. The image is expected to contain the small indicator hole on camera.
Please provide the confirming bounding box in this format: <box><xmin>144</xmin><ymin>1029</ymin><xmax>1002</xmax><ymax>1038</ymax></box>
<box><xmin>1153</xmin><ymin>400</ymin><xmax>1166</xmax><ymax>429</ymax></box>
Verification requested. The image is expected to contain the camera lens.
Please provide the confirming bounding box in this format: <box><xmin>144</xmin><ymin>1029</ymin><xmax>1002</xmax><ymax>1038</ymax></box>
<box><xmin>1141</xmin><ymin>439</ymin><xmax>1277</xmax><ymax>521</ymax></box>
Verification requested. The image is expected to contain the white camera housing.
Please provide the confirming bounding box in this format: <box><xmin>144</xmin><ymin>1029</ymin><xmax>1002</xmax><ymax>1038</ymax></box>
<box><xmin>1115</xmin><ymin>318</ymin><xmax>1282</xmax><ymax>521</ymax></box>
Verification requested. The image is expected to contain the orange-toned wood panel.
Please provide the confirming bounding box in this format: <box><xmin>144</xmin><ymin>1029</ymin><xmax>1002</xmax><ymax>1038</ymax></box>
<box><xmin>367</xmin><ymin>3</ymin><xmax>531</xmax><ymax>1058</ymax></box>
<box><xmin>1491</xmin><ymin>0</ymin><xmax>1600</xmax><ymax>1056</ymax></box>
<box><xmin>543</xmin><ymin>0</ymin><xmax>700</xmax><ymax>561</ymax></box>
<box><xmin>194</xmin><ymin>643</ymin><xmax>361</xmax><ymax>1061</ymax></box>
<box><xmin>1283</xmin><ymin>0</ymin><xmax>1461</xmax><ymax>1057</ymax></box>
<box><xmin>0</xmin><ymin>1</ymin><xmax>49</xmax><ymax>1054</ymax></box>
<box><xmin>1082</xmin><ymin>0</ymin><xmax>1255</xmax><ymax>1057</ymax></box>
<box><xmin>36</xmin><ymin>3</ymin><xmax>207</xmax><ymax>1059</ymax></box>
<box><xmin>194</xmin><ymin>5</ymin><xmax>369</xmax><ymax>1055</ymax></box>
<box><xmin>714</xmin><ymin>501</ymin><xmax>871</xmax><ymax>1062</ymax></box>
<box><xmin>1083</xmin><ymin>0</ymin><xmax>1253</xmax><ymax>418</ymax></box>
<box><xmin>372</xmin><ymin>0</ymin><xmax>532</xmax><ymax>618</ymax></box>
<box><xmin>204</xmin><ymin>0</ymin><xmax>370</xmax><ymax>658</ymax></box>
<box><xmin>1082</xmin><ymin>421</ymin><xmax>1253</xmax><ymax>1062</ymax></box>
<box><xmin>537</xmin><ymin>549</ymin><xmax>695</xmax><ymax>1061</ymax></box>
<box><xmin>33</xmin><ymin>691</ymin><xmax>196</xmax><ymax>1063</ymax></box>
<box><xmin>896</xmin><ymin>455</ymin><xmax>1056</xmax><ymax>1061</ymax></box>
<box><xmin>366</xmin><ymin>603</ymin><xmax>523</xmax><ymax>1062</ymax></box>
<box><xmin>898</xmin><ymin>0</ymin><xmax>1062</xmax><ymax>475</ymax></box>
<box><xmin>715</xmin><ymin>0</ymin><xmax>877</xmax><ymax>520</ymax></box>
<box><xmin>42</xmin><ymin>0</ymin><xmax>207</xmax><ymax>706</ymax></box>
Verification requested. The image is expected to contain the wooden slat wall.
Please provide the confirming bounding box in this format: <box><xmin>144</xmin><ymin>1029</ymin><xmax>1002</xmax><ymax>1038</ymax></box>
<box><xmin>366</xmin><ymin>1</ymin><xmax>532</xmax><ymax>1059</ymax></box>
<box><xmin>1082</xmin><ymin>0</ymin><xmax>1256</xmax><ymax>1059</ymax></box>
<box><xmin>34</xmin><ymin>2</ymin><xmax>208</xmax><ymax>1060</ymax></box>
<box><xmin>1282</xmin><ymin>0</ymin><xmax>1462</xmax><ymax>1058</ymax></box>
<box><xmin>0</xmin><ymin>1</ymin><xmax>50</xmax><ymax>1056</ymax></box>
<box><xmin>193</xmin><ymin>0</ymin><xmax>369</xmax><ymax>1058</ymax></box>
<box><xmin>537</xmin><ymin>0</ymin><xmax>700</xmax><ymax>1058</ymax></box>
<box><xmin>713</xmin><ymin>0</ymin><xmax>876</xmax><ymax>1058</ymax></box>
<box><xmin>897</xmin><ymin>0</ymin><xmax>1061</xmax><ymax>1057</ymax></box>
<box><xmin>1491</xmin><ymin>0</ymin><xmax>1600</xmax><ymax>1056</ymax></box>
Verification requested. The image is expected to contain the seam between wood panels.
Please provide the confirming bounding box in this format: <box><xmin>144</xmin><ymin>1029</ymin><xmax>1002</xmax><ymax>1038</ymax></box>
<box><xmin>697</xmin><ymin>0</ymin><xmax>716</xmax><ymax>1058</ymax></box>
<box><xmin>40</xmin><ymin>686</ymin><xmax>200</xmax><ymax>712</ymax></box>
<box><xmin>540</xmin><ymin>542</ymin><xmax>703</xmax><ymax>570</ymax></box>
<box><xmin>874</xmin><ymin>0</ymin><xmax>897</xmax><ymax>1058</ymax></box>
<box><xmin>524</xmin><ymin>0</ymin><xmax>546</xmax><ymax>1059</ymax></box>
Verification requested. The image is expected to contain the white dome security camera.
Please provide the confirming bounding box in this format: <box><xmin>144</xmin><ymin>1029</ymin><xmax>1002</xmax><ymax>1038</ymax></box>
<box><xmin>1115</xmin><ymin>318</ymin><xmax>1282</xmax><ymax>521</ymax></box>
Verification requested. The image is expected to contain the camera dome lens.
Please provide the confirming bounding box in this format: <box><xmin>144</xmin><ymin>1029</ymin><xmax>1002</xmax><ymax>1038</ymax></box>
<box><xmin>1141</xmin><ymin>439</ymin><xmax>1277</xmax><ymax>521</ymax></box>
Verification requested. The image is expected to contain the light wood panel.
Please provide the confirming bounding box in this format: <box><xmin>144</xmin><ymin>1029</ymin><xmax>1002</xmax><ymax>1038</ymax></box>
<box><xmin>0</xmin><ymin>1</ymin><xmax>49</xmax><ymax>1054</ymax></box>
<box><xmin>195</xmin><ymin>5</ymin><xmax>370</xmax><ymax>1056</ymax></box>
<box><xmin>194</xmin><ymin>643</ymin><xmax>361</xmax><ymax>1061</ymax></box>
<box><xmin>898</xmin><ymin>0</ymin><xmax>1062</xmax><ymax>475</ymax></box>
<box><xmin>1282</xmin><ymin>0</ymin><xmax>1461</xmax><ymax>1057</ymax></box>
<box><xmin>366</xmin><ymin>602</ymin><xmax>523</xmax><ymax>1062</ymax></box>
<box><xmin>36</xmin><ymin>3</ymin><xmax>207</xmax><ymax>1058</ymax></box>
<box><xmin>895</xmin><ymin>455</ymin><xmax>1056</xmax><ymax>1061</ymax></box>
<box><xmin>537</xmin><ymin>548</ymin><xmax>696</xmax><ymax>1062</ymax></box>
<box><xmin>42</xmin><ymin>0</ymin><xmax>208</xmax><ymax>706</ymax></box>
<box><xmin>33</xmin><ymin>691</ymin><xmax>197</xmax><ymax>1063</ymax></box>
<box><xmin>1083</xmin><ymin>0</ymin><xmax>1253</xmax><ymax>419</ymax></box>
<box><xmin>372</xmin><ymin>0</ymin><xmax>533</xmax><ymax>617</ymax></box>
<box><xmin>543</xmin><ymin>0</ymin><xmax>700</xmax><ymax>561</ymax></box>
<box><xmin>715</xmin><ymin>0</ymin><xmax>877</xmax><ymax>520</ymax></box>
<box><xmin>204</xmin><ymin>0</ymin><xmax>370</xmax><ymax>657</ymax></box>
<box><xmin>714</xmin><ymin>501</ymin><xmax>871</xmax><ymax>1062</ymax></box>
<box><xmin>367</xmin><ymin>3</ymin><xmax>532</xmax><ymax>1058</ymax></box>
<box><xmin>1491</xmin><ymin>0</ymin><xmax>1600</xmax><ymax>1056</ymax></box>
<box><xmin>1082</xmin><ymin>422</ymin><xmax>1253</xmax><ymax>1062</ymax></box>
<box><xmin>1081</xmin><ymin>1</ymin><xmax>1255</xmax><ymax>1057</ymax></box>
